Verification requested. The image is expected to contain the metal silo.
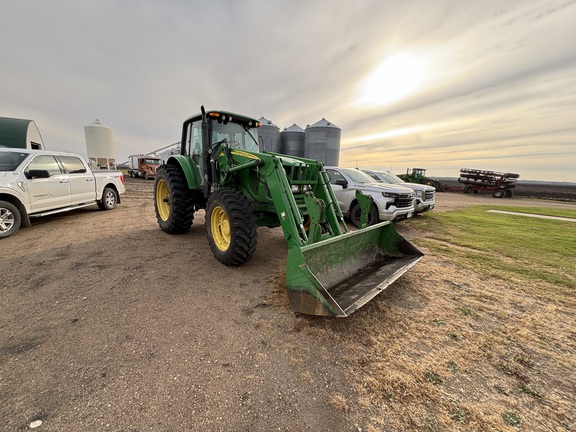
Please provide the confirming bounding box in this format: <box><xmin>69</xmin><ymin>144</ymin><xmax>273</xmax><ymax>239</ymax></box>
<box><xmin>84</xmin><ymin>119</ymin><xmax>116</xmax><ymax>169</ymax></box>
<box><xmin>280</xmin><ymin>124</ymin><xmax>305</xmax><ymax>157</ymax></box>
<box><xmin>258</xmin><ymin>117</ymin><xmax>280</xmax><ymax>152</ymax></box>
<box><xmin>305</xmin><ymin>118</ymin><xmax>341</xmax><ymax>166</ymax></box>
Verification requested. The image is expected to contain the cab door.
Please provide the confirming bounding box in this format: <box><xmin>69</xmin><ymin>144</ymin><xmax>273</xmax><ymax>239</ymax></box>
<box><xmin>58</xmin><ymin>155</ymin><xmax>96</xmax><ymax>205</ymax></box>
<box><xmin>24</xmin><ymin>154</ymin><xmax>71</xmax><ymax>213</ymax></box>
<box><xmin>326</xmin><ymin>168</ymin><xmax>354</xmax><ymax>214</ymax></box>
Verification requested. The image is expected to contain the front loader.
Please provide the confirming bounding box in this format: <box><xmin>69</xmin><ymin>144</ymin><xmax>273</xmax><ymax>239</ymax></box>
<box><xmin>154</xmin><ymin>107</ymin><xmax>423</xmax><ymax>317</ymax></box>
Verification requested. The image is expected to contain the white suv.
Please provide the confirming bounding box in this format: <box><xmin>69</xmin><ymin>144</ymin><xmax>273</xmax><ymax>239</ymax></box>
<box><xmin>362</xmin><ymin>169</ymin><xmax>435</xmax><ymax>214</ymax></box>
<box><xmin>325</xmin><ymin>167</ymin><xmax>415</xmax><ymax>226</ymax></box>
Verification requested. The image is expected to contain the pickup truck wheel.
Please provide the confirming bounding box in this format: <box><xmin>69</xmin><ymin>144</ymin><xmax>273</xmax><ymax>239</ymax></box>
<box><xmin>144</xmin><ymin>172</ymin><xmax>149</xmax><ymax>180</ymax></box>
<box><xmin>206</xmin><ymin>188</ymin><xmax>257</xmax><ymax>266</ymax></box>
<box><xmin>350</xmin><ymin>203</ymin><xmax>378</xmax><ymax>228</ymax></box>
<box><xmin>98</xmin><ymin>187</ymin><xmax>118</xmax><ymax>210</ymax></box>
<box><xmin>0</xmin><ymin>200</ymin><xmax>21</xmax><ymax>239</ymax></box>
<box><xmin>154</xmin><ymin>164</ymin><xmax>194</xmax><ymax>234</ymax></box>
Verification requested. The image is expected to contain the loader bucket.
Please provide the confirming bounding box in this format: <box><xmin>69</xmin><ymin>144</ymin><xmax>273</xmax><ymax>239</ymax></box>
<box><xmin>285</xmin><ymin>221</ymin><xmax>423</xmax><ymax>317</ymax></box>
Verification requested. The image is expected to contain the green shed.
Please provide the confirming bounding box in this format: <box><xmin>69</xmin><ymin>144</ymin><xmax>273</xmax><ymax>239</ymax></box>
<box><xmin>0</xmin><ymin>117</ymin><xmax>45</xmax><ymax>149</ymax></box>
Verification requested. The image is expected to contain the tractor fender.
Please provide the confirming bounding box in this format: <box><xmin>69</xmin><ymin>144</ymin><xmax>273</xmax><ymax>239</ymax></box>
<box><xmin>165</xmin><ymin>155</ymin><xmax>200</xmax><ymax>190</ymax></box>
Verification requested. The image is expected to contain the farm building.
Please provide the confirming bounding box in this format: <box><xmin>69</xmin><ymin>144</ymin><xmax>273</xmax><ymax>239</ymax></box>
<box><xmin>0</xmin><ymin>117</ymin><xmax>45</xmax><ymax>150</ymax></box>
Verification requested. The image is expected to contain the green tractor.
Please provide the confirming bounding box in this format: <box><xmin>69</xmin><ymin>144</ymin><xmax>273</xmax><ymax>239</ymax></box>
<box><xmin>154</xmin><ymin>107</ymin><xmax>423</xmax><ymax>317</ymax></box>
<box><xmin>398</xmin><ymin>168</ymin><xmax>444</xmax><ymax>191</ymax></box>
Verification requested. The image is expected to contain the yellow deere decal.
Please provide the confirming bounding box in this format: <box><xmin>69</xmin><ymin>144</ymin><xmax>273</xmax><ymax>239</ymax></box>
<box><xmin>231</xmin><ymin>150</ymin><xmax>260</xmax><ymax>160</ymax></box>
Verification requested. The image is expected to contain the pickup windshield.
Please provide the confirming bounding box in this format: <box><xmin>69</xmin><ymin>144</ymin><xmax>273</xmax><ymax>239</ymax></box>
<box><xmin>375</xmin><ymin>171</ymin><xmax>404</xmax><ymax>184</ymax></box>
<box><xmin>0</xmin><ymin>151</ymin><xmax>29</xmax><ymax>171</ymax></box>
<box><xmin>341</xmin><ymin>168</ymin><xmax>378</xmax><ymax>184</ymax></box>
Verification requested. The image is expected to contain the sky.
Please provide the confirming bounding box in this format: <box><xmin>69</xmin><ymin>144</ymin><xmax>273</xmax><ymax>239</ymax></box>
<box><xmin>1</xmin><ymin>0</ymin><xmax>575</xmax><ymax>182</ymax></box>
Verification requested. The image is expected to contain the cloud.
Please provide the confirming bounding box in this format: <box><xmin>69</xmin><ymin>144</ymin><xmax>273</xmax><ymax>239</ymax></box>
<box><xmin>0</xmin><ymin>0</ymin><xmax>574</xmax><ymax>181</ymax></box>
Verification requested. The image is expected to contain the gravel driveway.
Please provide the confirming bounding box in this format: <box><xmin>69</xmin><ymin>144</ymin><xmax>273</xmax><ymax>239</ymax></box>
<box><xmin>1</xmin><ymin>178</ymin><xmax>573</xmax><ymax>431</ymax></box>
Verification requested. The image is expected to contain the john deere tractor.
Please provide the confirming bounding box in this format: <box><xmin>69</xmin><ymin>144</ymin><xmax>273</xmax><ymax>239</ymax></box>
<box><xmin>154</xmin><ymin>107</ymin><xmax>423</xmax><ymax>317</ymax></box>
<box><xmin>398</xmin><ymin>168</ymin><xmax>444</xmax><ymax>191</ymax></box>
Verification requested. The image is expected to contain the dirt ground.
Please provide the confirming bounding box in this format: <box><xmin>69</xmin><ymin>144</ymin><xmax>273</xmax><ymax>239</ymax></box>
<box><xmin>1</xmin><ymin>178</ymin><xmax>574</xmax><ymax>431</ymax></box>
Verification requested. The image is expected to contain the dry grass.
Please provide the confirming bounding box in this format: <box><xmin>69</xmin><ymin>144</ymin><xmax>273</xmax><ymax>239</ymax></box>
<box><xmin>291</xmin><ymin>206</ymin><xmax>575</xmax><ymax>431</ymax></box>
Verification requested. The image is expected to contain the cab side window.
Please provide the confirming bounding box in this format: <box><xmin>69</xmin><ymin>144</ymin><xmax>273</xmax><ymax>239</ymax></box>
<box><xmin>59</xmin><ymin>156</ymin><xmax>87</xmax><ymax>174</ymax></box>
<box><xmin>26</xmin><ymin>155</ymin><xmax>62</xmax><ymax>177</ymax></box>
<box><xmin>327</xmin><ymin>169</ymin><xmax>345</xmax><ymax>185</ymax></box>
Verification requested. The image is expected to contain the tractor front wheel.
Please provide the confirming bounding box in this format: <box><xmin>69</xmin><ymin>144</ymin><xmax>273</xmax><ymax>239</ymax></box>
<box><xmin>154</xmin><ymin>164</ymin><xmax>195</xmax><ymax>234</ymax></box>
<box><xmin>206</xmin><ymin>188</ymin><xmax>257</xmax><ymax>266</ymax></box>
<box><xmin>492</xmin><ymin>189</ymin><xmax>505</xmax><ymax>198</ymax></box>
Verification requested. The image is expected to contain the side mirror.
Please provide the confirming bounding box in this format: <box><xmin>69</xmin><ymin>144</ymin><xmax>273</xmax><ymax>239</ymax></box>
<box><xmin>335</xmin><ymin>179</ymin><xmax>348</xmax><ymax>189</ymax></box>
<box><xmin>25</xmin><ymin>169</ymin><xmax>51</xmax><ymax>179</ymax></box>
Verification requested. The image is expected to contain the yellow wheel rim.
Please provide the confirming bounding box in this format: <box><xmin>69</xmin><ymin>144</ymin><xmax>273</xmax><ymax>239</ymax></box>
<box><xmin>211</xmin><ymin>205</ymin><xmax>231</xmax><ymax>251</ymax></box>
<box><xmin>156</xmin><ymin>179</ymin><xmax>170</xmax><ymax>221</ymax></box>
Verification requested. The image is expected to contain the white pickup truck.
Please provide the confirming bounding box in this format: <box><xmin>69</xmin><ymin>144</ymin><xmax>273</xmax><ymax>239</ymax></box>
<box><xmin>0</xmin><ymin>148</ymin><xmax>125</xmax><ymax>238</ymax></box>
<box><xmin>325</xmin><ymin>167</ymin><xmax>415</xmax><ymax>227</ymax></box>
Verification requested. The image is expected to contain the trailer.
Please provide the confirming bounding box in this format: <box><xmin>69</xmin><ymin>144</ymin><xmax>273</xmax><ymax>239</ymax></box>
<box><xmin>457</xmin><ymin>168</ymin><xmax>519</xmax><ymax>198</ymax></box>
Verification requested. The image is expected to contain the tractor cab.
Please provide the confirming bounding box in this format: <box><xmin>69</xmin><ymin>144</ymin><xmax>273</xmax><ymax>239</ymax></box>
<box><xmin>410</xmin><ymin>168</ymin><xmax>427</xmax><ymax>180</ymax></box>
<box><xmin>179</xmin><ymin>110</ymin><xmax>261</xmax><ymax>191</ymax></box>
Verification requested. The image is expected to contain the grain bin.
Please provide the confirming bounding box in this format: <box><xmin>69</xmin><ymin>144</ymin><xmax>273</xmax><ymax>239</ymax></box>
<box><xmin>305</xmin><ymin>118</ymin><xmax>341</xmax><ymax>166</ymax></box>
<box><xmin>280</xmin><ymin>124</ymin><xmax>305</xmax><ymax>157</ymax></box>
<box><xmin>0</xmin><ymin>117</ymin><xmax>45</xmax><ymax>149</ymax></box>
<box><xmin>84</xmin><ymin>119</ymin><xmax>116</xmax><ymax>169</ymax></box>
<box><xmin>258</xmin><ymin>117</ymin><xmax>280</xmax><ymax>152</ymax></box>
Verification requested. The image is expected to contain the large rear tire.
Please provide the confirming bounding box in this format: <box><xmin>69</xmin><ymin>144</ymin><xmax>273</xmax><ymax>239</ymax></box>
<box><xmin>0</xmin><ymin>200</ymin><xmax>21</xmax><ymax>239</ymax></box>
<box><xmin>206</xmin><ymin>188</ymin><xmax>257</xmax><ymax>266</ymax></box>
<box><xmin>154</xmin><ymin>164</ymin><xmax>195</xmax><ymax>234</ymax></box>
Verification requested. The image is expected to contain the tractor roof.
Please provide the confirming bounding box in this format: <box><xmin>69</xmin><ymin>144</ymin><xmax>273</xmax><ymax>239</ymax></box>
<box><xmin>185</xmin><ymin>110</ymin><xmax>261</xmax><ymax>126</ymax></box>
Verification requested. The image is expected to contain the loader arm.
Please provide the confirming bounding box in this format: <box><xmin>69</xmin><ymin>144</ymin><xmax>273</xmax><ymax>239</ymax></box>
<box><xmin>215</xmin><ymin>145</ymin><xmax>424</xmax><ymax>317</ymax></box>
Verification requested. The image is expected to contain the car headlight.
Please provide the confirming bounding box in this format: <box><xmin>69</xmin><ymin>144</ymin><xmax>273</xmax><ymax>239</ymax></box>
<box><xmin>415</xmin><ymin>190</ymin><xmax>423</xmax><ymax>198</ymax></box>
<box><xmin>382</xmin><ymin>192</ymin><xmax>396</xmax><ymax>198</ymax></box>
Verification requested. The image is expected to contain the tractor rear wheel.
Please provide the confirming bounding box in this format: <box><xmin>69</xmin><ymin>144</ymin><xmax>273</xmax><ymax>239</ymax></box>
<box><xmin>206</xmin><ymin>188</ymin><xmax>257</xmax><ymax>266</ymax></box>
<box><xmin>154</xmin><ymin>164</ymin><xmax>195</xmax><ymax>234</ymax></box>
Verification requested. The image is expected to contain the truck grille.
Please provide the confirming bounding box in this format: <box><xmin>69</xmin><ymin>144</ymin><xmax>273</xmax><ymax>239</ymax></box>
<box><xmin>424</xmin><ymin>191</ymin><xmax>435</xmax><ymax>201</ymax></box>
<box><xmin>394</xmin><ymin>193</ymin><xmax>414</xmax><ymax>208</ymax></box>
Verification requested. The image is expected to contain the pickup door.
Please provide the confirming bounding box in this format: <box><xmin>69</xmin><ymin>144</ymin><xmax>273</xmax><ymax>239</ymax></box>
<box><xmin>325</xmin><ymin>168</ymin><xmax>356</xmax><ymax>213</ymax></box>
<box><xmin>58</xmin><ymin>155</ymin><xmax>96</xmax><ymax>205</ymax></box>
<box><xmin>24</xmin><ymin>154</ymin><xmax>71</xmax><ymax>213</ymax></box>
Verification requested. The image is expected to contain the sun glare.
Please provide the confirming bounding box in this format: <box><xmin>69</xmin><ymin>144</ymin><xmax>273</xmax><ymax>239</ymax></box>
<box><xmin>357</xmin><ymin>54</ymin><xmax>425</xmax><ymax>106</ymax></box>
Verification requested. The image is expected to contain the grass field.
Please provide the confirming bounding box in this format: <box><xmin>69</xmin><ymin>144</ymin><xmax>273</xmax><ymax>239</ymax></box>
<box><xmin>297</xmin><ymin>205</ymin><xmax>575</xmax><ymax>431</ymax></box>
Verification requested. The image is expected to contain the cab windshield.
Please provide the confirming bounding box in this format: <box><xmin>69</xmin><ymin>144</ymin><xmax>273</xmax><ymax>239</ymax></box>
<box><xmin>211</xmin><ymin>121</ymin><xmax>259</xmax><ymax>152</ymax></box>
